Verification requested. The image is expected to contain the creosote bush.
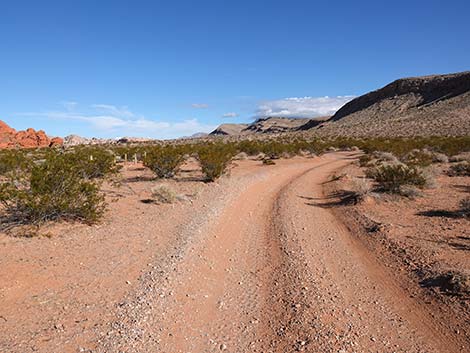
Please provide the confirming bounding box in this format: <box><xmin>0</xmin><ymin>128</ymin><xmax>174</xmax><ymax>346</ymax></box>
<box><xmin>366</xmin><ymin>164</ymin><xmax>426</xmax><ymax>194</ymax></box>
<box><xmin>67</xmin><ymin>146</ymin><xmax>120</xmax><ymax>179</ymax></box>
<box><xmin>0</xmin><ymin>149</ymin><xmax>31</xmax><ymax>175</ymax></box>
<box><xmin>197</xmin><ymin>143</ymin><xmax>235</xmax><ymax>181</ymax></box>
<box><xmin>0</xmin><ymin>152</ymin><xmax>105</xmax><ymax>228</ymax></box>
<box><xmin>144</xmin><ymin>146</ymin><xmax>186</xmax><ymax>178</ymax></box>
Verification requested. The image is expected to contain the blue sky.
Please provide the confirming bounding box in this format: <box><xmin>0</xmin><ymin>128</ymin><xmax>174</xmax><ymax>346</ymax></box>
<box><xmin>1</xmin><ymin>0</ymin><xmax>469</xmax><ymax>139</ymax></box>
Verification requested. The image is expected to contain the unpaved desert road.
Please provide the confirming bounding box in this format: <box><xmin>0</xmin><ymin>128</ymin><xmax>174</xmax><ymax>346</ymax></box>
<box><xmin>99</xmin><ymin>153</ymin><xmax>465</xmax><ymax>353</ymax></box>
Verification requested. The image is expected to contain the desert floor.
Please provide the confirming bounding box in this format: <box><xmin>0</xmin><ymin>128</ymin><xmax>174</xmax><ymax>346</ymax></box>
<box><xmin>1</xmin><ymin>152</ymin><xmax>468</xmax><ymax>353</ymax></box>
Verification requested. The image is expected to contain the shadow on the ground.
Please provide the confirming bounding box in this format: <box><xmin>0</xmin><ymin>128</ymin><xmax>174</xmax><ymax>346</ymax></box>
<box><xmin>301</xmin><ymin>190</ymin><xmax>359</xmax><ymax>208</ymax></box>
<box><xmin>122</xmin><ymin>175</ymin><xmax>156</xmax><ymax>183</ymax></box>
<box><xmin>420</xmin><ymin>271</ymin><xmax>470</xmax><ymax>297</ymax></box>
<box><xmin>407</xmin><ymin>235</ymin><xmax>470</xmax><ymax>252</ymax></box>
<box><xmin>416</xmin><ymin>210</ymin><xmax>465</xmax><ymax>219</ymax></box>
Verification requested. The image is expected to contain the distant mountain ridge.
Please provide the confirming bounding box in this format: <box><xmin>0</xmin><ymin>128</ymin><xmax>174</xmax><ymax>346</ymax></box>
<box><xmin>210</xmin><ymin>117</ymin><xmax>327</xmax><ymax>136</ymax></box>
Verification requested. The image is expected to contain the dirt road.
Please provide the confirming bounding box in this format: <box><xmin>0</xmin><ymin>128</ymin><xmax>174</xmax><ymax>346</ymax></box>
<box><xmin>98</xmin><ymin>153</ymin><xmax>465</xmax><ymax>353</ymax></box>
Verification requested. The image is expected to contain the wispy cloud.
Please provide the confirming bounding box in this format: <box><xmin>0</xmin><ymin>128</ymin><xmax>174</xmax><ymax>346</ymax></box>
<box><xmin>255</xmin><ymin>96</ymin><xmax>355</xmax><ymax>119</ymax></box>
<box><xmin>16</xmin><ymin>103</ymin><xmax>216</xmax><ymax>139</ymax></box>
<box><xmin>222</xmin><ymin>112</ymin><xmax>238</xmax><ymax>118</ymax></box>
<box><xmin>191</xmin><ymin>103</ymin><xmax>209</xmax><ymax>109</ymax></box>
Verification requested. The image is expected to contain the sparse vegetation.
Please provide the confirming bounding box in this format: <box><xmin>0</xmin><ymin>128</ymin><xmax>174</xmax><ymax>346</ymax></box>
<box><xmin>67</xmin><ymin>146</ymin><xmax>121</xmax><ymax>179</ymax></box>
<box><xmin>151</xmin><ymin>184</ymin><xmax>177</xmax><ymax>204</ymax></box>
<box><xmin>197</xmin><ymin>143</ymin><xmax>235</xmax><ymax>181</ymax></box>
<box><xmin>0</xmin><ymin>149</ymin><xmax>31</xmax><ymax>175</ymax></box>
<box><xmin>448</xmin><ymin>161</ymin><xmax>470</xmax><ymax>177</ymax></box>
<box><xmin>366</xmin><ymin>164</ymin><xmax>426</xmax><ymax>194</ymax></box>
<box><xmin>144</xmin><ymin>145</ymin><xmax>186</xmax><ymax>178</ymax></box>
<box><xmin>0</xmin><ymin>151</ymin><xmax>105</xmax><ymax>229</ymax></box>
<box><xmin>349</xmin><ymin>177</ymin><xmax>372</xmax><ymax>202</ymax></box>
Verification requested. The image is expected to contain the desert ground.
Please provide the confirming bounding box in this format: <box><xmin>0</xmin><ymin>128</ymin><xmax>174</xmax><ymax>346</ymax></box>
<box><xmin>1</xmin><ymin>151</ymin><xmax>468</xmax><ymax>353</ymax></box>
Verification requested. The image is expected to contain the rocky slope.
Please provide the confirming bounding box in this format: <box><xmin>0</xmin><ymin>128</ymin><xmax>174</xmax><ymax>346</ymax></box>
<box><xmin>210</xmin><ymin>117</ymin><xmax>325</xmax><ymax>136</ymax></box>
<box><xmin>210</xmin><ymin>123</ymin><xmax>250</xmax><ymax>136</ymax></box>
<box><xmin>313</xmin><ymin>71</ymin><xmax>470</xmax><ymax>137</ymax></box>
<box><xmin>0</xmin><ymin>120</ymin><xmax>63</xmax><ymax>148</ymax></box>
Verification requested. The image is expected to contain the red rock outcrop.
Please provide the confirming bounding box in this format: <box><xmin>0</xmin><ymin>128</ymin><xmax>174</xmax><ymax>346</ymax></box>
<box><xmin>0</xmin><ymin>120</ymin><xmax>63</xmax><ymax>148</ymax></box>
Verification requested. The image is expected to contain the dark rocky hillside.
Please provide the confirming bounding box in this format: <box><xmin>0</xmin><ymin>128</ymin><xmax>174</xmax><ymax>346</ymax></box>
<box><xmin>313</xmin><ymin>71</ymin><xmax>470</xmax><ymax>137</ymax></box>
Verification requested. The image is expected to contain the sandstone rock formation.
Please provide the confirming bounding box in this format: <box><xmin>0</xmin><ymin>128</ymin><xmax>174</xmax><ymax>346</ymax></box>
<box><xmin>0</xmin><ymin>120</ymin><xmax>63</xmax><ymax>148</ymax></box>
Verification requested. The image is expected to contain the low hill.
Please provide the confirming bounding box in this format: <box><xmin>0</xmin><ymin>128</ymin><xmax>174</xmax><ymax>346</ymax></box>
<box><xmin>210</xmin><ymin>117</ymin><xmax>325</xmax><ymax>136</ymax></box>
<box><xmin>313</xmin><ymin>71</ymin><xmax>470</xmax><ymax>137</ymax></box>
<box><xmin>210</xmin><ymin>123</ymin><xmax>250</xmax><ymax>136</ymax></box>
<box><xmin>243</xmin><ymin>117</ymin><xmax>311</xmax><ymax>134</ymax></box>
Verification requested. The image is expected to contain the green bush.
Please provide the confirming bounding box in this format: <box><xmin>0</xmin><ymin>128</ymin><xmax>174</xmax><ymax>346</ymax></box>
<box><xmin>197</xmin><ymin>143</ymin><xmax>235</xmax><ymax>181</ymax></box>
<box><xmin>68</xmin><ymin>146</ymin><xmax>120</xmax><ymax>179</ymax></box>
<box><xmin>0</xmin><ymin>149</ymin><xmax>31</xmax><ymax>175</ymax></box>
<box><xmin>143</xmin><ymin>146</ymin><xmax>185</xmax><ymax>178</ymax></box>
<box><xmin>366</xmin><ymin>164</ymin><xmax>426</xmax><ymax>193</ymax></box>
<box><xmin>0</xmin><ymin>152</ymin><xmax>105</xmax><ymax>227</ymax></box>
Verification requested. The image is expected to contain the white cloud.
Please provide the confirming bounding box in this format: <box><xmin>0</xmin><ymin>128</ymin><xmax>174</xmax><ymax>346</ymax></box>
<box><xmin>17</xmin><ymin>103</ymin><xmax>216</xmax><ymax>139</ymax></box>
<box><xmin>255</xmin><ymin>96</ymin><xmax>355</xmax><ymax>119</ymax></box>
<box><xmin>191</xmin><ymin>103</ymin><xmax>209</xmax><ymax>109</ymax></box>
<box><xmin>91</xmin><ymin>104</ymin><xmax>136</xmax><ymax>118</ymax></box>
<box><xmin>222</xmin><ymin>112</ymin><xmax>238</xmax><ymax>118</ymax></box>
<box><xmin>61</xmin><ymin>101</ymin><xmax>78</xmax><ymax>111</ymax></box>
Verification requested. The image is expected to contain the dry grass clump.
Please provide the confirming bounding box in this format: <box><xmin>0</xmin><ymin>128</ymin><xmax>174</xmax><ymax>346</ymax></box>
<box><xmin>448</xmin><ymin>161</ymin><xmax>470</xmax><ymax>177</ymax></box>
<box><xmin>151</xmin><ymin>184</ymin><xmax>178</xmax><ymax>204</ymax></box>
<box><xmin>449</xmin><ymin>152</ymin><xmax>470</xmax><ymax>163</ymax></box>
<box><xmin>233</xmin><ymin>152</ymin><xmax>248</xmax><ymax>160</ymax></box>
<box><xmin>349</xmin><ymin>177</ymin><xmax>372</xmax><ymax>202</ymax></box>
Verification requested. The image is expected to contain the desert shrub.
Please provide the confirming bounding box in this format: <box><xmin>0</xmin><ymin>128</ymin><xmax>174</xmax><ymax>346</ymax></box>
<box><xmin>449</xmin><ymin>152</ymin><xmax>470</xmax><ymax>163</ymax></box>
<box><xmin>151</xmin><ymin>184</ymin><xmax>177</xmax><ymax>203</ymax></box>
<box><xmin>420</xmin><ymin>166</ymin><xmax>439</xmax><ymax>189</ymax></box>
<box><xmin>68</xmin><ymin>147</ymin><xmax>120</xmax><ymax>179</ymax></box>
<box><xmin>197</xmin><ymin>143</ymin><xmax>235</xmax><ymax>181</ymax></box>
<box><xmin>260</xmin><ymin>141</ymin><xmax>288</xmax><ymax>159</ymax></box>
<box><xmin>144</xmin><ymin>146</ymin><xmax>185</xmax><ymax>178</ymax></box>
<box><xmin>373</xmin><ymin>151</ymin><xmax>400</xmax><ymax>164</ymax></box>
<box><xmin>0</xmin><ymin>149</ymin><xmax>31</xmax><ymax>175</ymax></box>
<box><xmin>358</xmin><ymin>154</ymin><xmax>373</xmax><ymax>167</ymax></box>
<box><xmin>349</xmin><ymin>177</ymin><xmax>372</xmax><ymax>202</ymax></box>
<box><xmin>432</xmin><ymin>152</ymin><xmax>449</xmax><ymax>164</ymax></box>
<box><xmin>0</xmin><ymin>152</ymin><xmax>105</xmax><ymax>227</ymax></box>
<box><xmin>398</xmin><ymin>185</ymin><xmax>423</xmax><ymax>198</ymax></box>
<box><xmin>448</xmin><ymin>161</ymin><xmax>470</xmax><ymax>177</ymax></box>
<box><xmin>366</xmin><ymin>164</ymin><xmax>426</xmax><ymax>193</ymax></box>
<box><xmin>402</xmin><ymin>149</ymin><xmax>433</xmax><ymax>167</ymax></box>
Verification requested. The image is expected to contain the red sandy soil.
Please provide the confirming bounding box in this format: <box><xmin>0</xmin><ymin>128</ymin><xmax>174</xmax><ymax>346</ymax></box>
<box><xmin>0</xmin><ymin>153</ymin><xmax>468</xmax><ymax>352</ymax></box>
